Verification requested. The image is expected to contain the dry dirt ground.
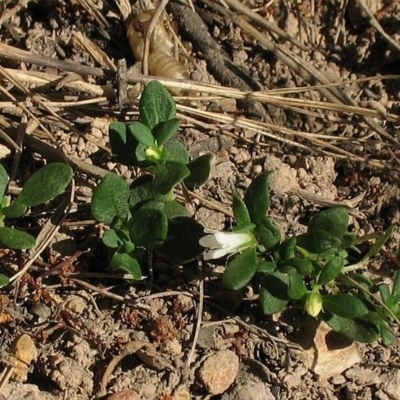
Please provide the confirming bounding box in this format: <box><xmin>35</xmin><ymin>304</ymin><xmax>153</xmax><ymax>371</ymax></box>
<box><xmin>1</xmin><ymin>0</ymin><xmax>400</xmax><ymax>399</ymax></box>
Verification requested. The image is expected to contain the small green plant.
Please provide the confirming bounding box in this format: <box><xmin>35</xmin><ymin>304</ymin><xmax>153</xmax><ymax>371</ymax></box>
<box><xmin>200</xmin><ymin>172</ymin><xmax>398</xmax><ymax>344</ymax></box>
<box><xmin>91</xmin><ymin>81</ymin><xmax>212</xmax><ymax>278</ymax></box>
<box><xmin>0</xmin><ymin>162</ymin><xmax>73</xmax><ymax>286</ymax></box>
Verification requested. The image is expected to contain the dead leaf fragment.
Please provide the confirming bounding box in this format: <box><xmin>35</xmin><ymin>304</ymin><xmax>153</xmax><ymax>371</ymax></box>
<box><xmin>311</xmin><ymin>322</ymin><xmax>362</xmax><ymax>380</ymax></box>
<box><xmin>11</xmin><ymin>334</ymin><xmax>38</xmax><ymax>382</ymax></box>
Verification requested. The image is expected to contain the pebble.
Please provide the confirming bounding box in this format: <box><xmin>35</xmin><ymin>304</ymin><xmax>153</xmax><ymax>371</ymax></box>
<box><xmin>106</xmin><ymin>390</ymin><xmax>139</xmax><ymax>400</ymax></box>
<box><xmin>198</xmin><ymin>350</ymin><xmax>239</xmax><ymax>395</ymax></box>
<box><xmin>345</xmin><ymin>367</ymin><xmax>381</xmax><ymax>386</ymax></box>
<box><xmin>381</xmin><ymin>370</ymin><xmax>400</xmax><ymax>400</ymax></box>
<box><xmin>64</xmin><ymin>295</ymin><xmax>86</xmax><ymax>314</ymax></box>
<box><xmin>226</xmin><ymin>381</ymin><xmax>275</xmax><ymax>400</ymax></box>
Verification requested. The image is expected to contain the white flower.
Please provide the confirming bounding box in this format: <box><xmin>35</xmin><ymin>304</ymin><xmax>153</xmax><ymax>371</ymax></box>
<box><xmin>199</xmin><ymin>228</ymin><xmax>255</xmax><ymax>260</ymax></box>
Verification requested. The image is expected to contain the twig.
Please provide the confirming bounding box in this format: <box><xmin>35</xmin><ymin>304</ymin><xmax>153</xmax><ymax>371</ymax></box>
<box><xmin>186</xmin><ymin>259</ymin><xmax>203</xmax><ymax>368</ymax></box>
<box><xmin>356</xmin><ymin>0</ymin><xmax>400</xmax><ymax>55</ymax></box>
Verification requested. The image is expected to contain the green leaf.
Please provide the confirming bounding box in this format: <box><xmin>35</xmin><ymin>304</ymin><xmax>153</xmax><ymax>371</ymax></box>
<box><xmin>158</xmin><ymin>216</ymin><xmax>204</xmax><ymax>263</ymax></box>
<box><xmin>109</xmin><ymin>122</ymin><xmax>141</xmax><ymax>166</ymax></box>
<box><xmin>232</xmin><ymin>194</ymin><xmax>252</xmax><ymax>228</ymax></box>
<box><xmin>152</xmin><ymin>162</ymin><xmax>190</xmax><ymax>195</ymax></box>
<box><xmin>296</xmin><ymin>230</ymin><xmax>341</xmax><ymax>254</ymax></box>
<box><xmin>283</xmin><ymin>257</ymin><xmax>314</xmax><ymax>277</ymax></box>
<box><xmin>2</xmin><ymin>200</ymin><xmax>28</xmax><ymax>218</ymax></box>
<box><xmin>323</xmin><ymin>294</ymin><xmax>369</xmax><ymax>318</ymax></box>
<box><xmin>111</xmin><ymin>252</ymin><xmax>142</xmax><ymax>280</ymax></box>
<box><xmin>0</xmin><ymin>163</ymin><xmax>9</xmax><ymax>200</ymax></box>
<box><xmin>16</xmin><ymin>163</ymin><xmax>72</xmax><ymax>207</ymax></box>
<box><xmin>255</xmin><ymin>216</ymin><xmax>281</xmax><ymax>250</ymax></box>
<box><xmin>0</xmin><ymin>226</ymin><xmax>35</xmax><ymax>249</ymax></box>
<box><xmin>308</xmin><ymin>207</ymin><xmax>349</xmax><ymax>239</ymax></box>
<box><xmin>222</xmin><ymin>248</ymin><xmax>257</xmax><ymax>290</ymax></box>
<box><xmin>286</xmin><ymin>268</ymin><xmax>308</xmax><ymax>300</ymax></box>
<box><xmin>140</xmin><ymin>80</ymin><xmax>176</xmax><ymax>130</ymax></box>
<box><xmin>162</xmin><ymin>141</ymin><xmax>189</xmax><ymax>164</ymax></box>
<box><xmin>325</xmin><ymin>314</ymin><xmax>379</xmax><ymax>343</ymax></box>
<box><xmin>244</xmin><ymin>171</ymin><xmax>272</xmax><ymax>224</ymax></box>
<box><xmin>318</xmin><ymin>256</ymin><xmax>344</xmax><ymax>285</ymax></box>
<box><xmin>128</xmin><ymin>121</ymin><xmax>155</xmax><ymax>147</ymax></box>
<box><xmin>91</xmin><ymin>173</ymin><xmax>130</xmax><ymax>224</ymax></box>
<box><xmin>279</xmin><ymin>237</ymin><xmax>297</xmax><ymax>261</ymax></box>
<box><xmin>129</xmin><ymin>175</ymin><xmax>164</xmax><ymax>211</ymax></box>
<box><xmin>184</xmin><ymin>154</ymin><xmax>213</xmax><ymax>188</ymax></box>
<box><xmin>392</xmin><ymin>271</ymin><xmax>400</xmax><ymax>301</ymax></box>
<box><xmin>259</xmin><ymin>271</ymin><xmax>289</xmax><ymax>315</ymax></box>
<box><xmin>361</xmin><ymin>225</ymin><xmax>396</xmax><ymax>262</ymax></box>
<box><xmin>0</xmin><ymin>273</ymin><xmax>9</xmax><ymax>287</ymax></box>
<box><xmin>378</xmin><ymin>319</ymin><xmax>396</xmax><ymax>345</ymax></box>
<box><xmin>257</xmin><ymin>261</ymin><xmax>277</xmax><ymax>273</ymax></box>
<box><xmin>163</xmin><ymin>200</ymin><xmax>189</xmax><ymax>219</ymax></box>
<box><xmin>153</xmin><ymin>118</ymin><xmax>180</xmax><ymax>145</ymax></box>
<box><xmin>129</xmin><ymin>208</ymin><xmax>168</xmax><ymax>247</ymax></box>
<box><xmin>379</xmin><ymin>283</ymin><xmax>392</xmax><ymax>306</ymax></box>
<box><xmin>102</xmin><ymin>229</ymin><xmax>129</xmax><ymax>249</ymax></box>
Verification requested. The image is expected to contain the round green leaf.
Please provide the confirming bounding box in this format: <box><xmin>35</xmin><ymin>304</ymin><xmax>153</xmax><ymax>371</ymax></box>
<box><xmin>158</xmin><ymin>216</ymin><xmax>204</xmax><ymax>263</ymax></box>
<box><xmin>244</xmin><ymin>171</ymin><xmax>272</xmax><ymax>224</ymax></box>
<box><xmin>162</xmin><ymin>141</ymin><xmax>189</xmax><ymax>164</ymax></box>
<box><xmin>2</xmin><ymin>200</ymin><xmax>28</xmax><ymax>219</ymax></box>
<box><xmin>91</xmin><ymin>173</ymin><xmax>130</xmax><ymax>224</ymax></box>
<box><xmin>152</xmin><ymin>162</ymin><xmax>190</xmax><ymax>195</ymax></box>
<box><xmin>0</xmin><ymin>226</ymin><xmax>35</xmax><ymax>249</ymax></box>
<box><xmin>318</xmin><ymin>256</ymin><xmax>344</xmax><ymax>285</ymax></box>
<box><xmin>184</xmin><ymin>154</ymin><xmax>214</xmax><ymax>188</ymax></box>
<box><xmin>257</xmin><ymin>261</ymin><xmax>277</xmax><ymax>273</ymax></box>
<box><xmin>139</xmin><ymin>80</ymin><xmax>176</xmax><ymax>130</ymax></box>
<box><xmin>128</xmin><ymin>121</ymin><xmax>155</xmax><ymax>147</ymax></box>
<box><xmin>109</xmin><ymin>122</ymin><xmax>142</xmax><ymax>166</ymax></box>
<box><xmin>286</xmin><ymin>268</ymin><xmax>308</xmax><ymax>300</ymax></box>
<box><xmin>153</xmin><ymin>118</ymin><xmax>181</xmax><ymax>145</ymax></box>
<box><xmin>260</xmin><ymin>271</ymin><xmax>289</xmax><ymax>315</ymax></box>
<box><xmin>129</xmin><ymin>208</ymin><xmax>168</xmax><ymax>247</ymax></box>
<box><xmin>308</xmin><ymin>207</ymin><xmax>349</xmax><ymax>239</ymax></box>
<box><xmin>17</xmin><ymin>163</ymin><xmax>73</xmax><ymax>207</ymax></box>
<box><xmin>0</xmin><ymin>273</ymin><xmax>9</xmax><ymax>287</ymax></box>
<box><xmin>296</xmin><ymin>230</ymin><xmax>341</xmax><ymax>254</ymax></box>
<box><xmin>111</xmin><ymin>252</ymin><xmax>142</xmax><ymax>280</ymax></box>
<box><xmin>222</xmin><ymin>248</ymin><xmax>257</xmax><ymax>290</ymax></box>
<box><xmin>255</xmin><ymin>216</ymin><xmax>281</xmax><ymax>250</ymax></box>
<box><xmin>102</xmin><ymin>229</ymin><xmax>129</xmax><ymax>249</ymax></box>
<box><xmin>283</xmin><ymin>257</ymin><xmax>314</xmax><ymax>277</ymax></box>
<box><xmin>323</xmin><ymin>294</ymin><xmax>369</xmax><ymax>318</ymax></box>
<box><xmin>279</xmin><ymin>237</ymin><xmax>297</xmax><ymax>261</ymax></box>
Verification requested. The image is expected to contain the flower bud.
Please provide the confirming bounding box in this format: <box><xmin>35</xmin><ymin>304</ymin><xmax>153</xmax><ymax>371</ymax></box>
<box><xmin>305</xmin><ymin>292</ymin><xmax>323</xmax><ymax>317</ymax></box>
<box><xmin>145</xmin><ymin>147</ymin><xmax>162</xmax><ymax>162</ymax></box>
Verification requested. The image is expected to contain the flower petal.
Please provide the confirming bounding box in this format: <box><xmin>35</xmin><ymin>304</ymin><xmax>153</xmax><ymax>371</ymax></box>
<box><xmin>199</xmin><ymin>234</ymin><xmax>220</xmax><ymax>248</ymax></box>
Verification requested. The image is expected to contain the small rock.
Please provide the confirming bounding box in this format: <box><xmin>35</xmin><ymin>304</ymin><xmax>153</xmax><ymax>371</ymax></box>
<box><xmin>381</xmin><ymin>369</ymin><xmax>400</xmax><ymax>400</ymax></box>
<box><xmin>226</xmin><ymin>381</ymin><xmax>275</xmax><ymax>400</ymax></box>
<box><xmin>198</xmin><ymin>350</ymin><xmax>239</xmax><ymax>395</ymax></box>
<box><xmin>107</xmin><ymin>390</ymin><xmax>139</xmax><ymax>400</ymax></box>
<box><xmin>64</xmin><ymin>295</ymin><xmax>86</xmax><ymax>314</ymax></box>
<box><xmin>345</xmin><ymin>367</ymin><xmax>381</xmax><ymax>386</ymax></box>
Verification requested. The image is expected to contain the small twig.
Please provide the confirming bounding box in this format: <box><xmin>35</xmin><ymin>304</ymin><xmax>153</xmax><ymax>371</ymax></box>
<box><xmin>70</xmin><ymin>278</ymin><xmax>125</xmax><ymax>302</ymax></box>
<box><xmin>356</xmin><ymin>0</ymin><xmax>400</xmax><ymax>55</ymax></box>
<box><xmin>186</xmin><ymin>259</ymin><xmax>203</xmax><ymax>368</ymax></box>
